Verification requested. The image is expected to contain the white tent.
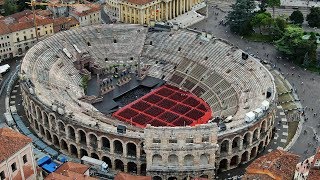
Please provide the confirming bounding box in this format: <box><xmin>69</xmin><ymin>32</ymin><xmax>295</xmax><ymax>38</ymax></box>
<box><xmin>245</xmin><ymin>111</ymin><xmax>255</xmax><ymax>123</ymax></box>
<box><xmin>254</xmin><ymin>108</ymin><xmax>263</xmax><ymax>118</ymax></box>
<box><xmin>261</xmin><ymin>100</ymin><xmax>270</xmax><ymax>111</ymax></box>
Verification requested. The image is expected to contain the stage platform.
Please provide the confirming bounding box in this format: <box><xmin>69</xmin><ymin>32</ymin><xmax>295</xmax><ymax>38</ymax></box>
<box><xmin>113</xmin><ymin>84</ymin><xmax>212</xmax><ymax>128</ymax></box>
<box><xmin>89</xmin><ymin>74</ymin><xmax>165</xmax><ymax>114</ymax></box>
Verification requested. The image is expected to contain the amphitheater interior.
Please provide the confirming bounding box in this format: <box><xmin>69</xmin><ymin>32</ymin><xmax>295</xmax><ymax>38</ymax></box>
<box><xmin>20</xmin><ymin>24</ymin><xmax>276</xmax><ymax>180</ymax></box>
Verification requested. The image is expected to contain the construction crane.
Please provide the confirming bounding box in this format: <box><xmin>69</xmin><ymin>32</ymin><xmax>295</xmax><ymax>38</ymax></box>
<box><xmin>26</xmin><ymin>0</ymin><xmax>86</xmax><ymax>41</ymax></box>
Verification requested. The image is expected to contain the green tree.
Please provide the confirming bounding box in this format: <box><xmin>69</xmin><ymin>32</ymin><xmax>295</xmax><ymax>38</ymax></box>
<box><xmin>251</xmin><ymin>12</ymin><xmax>273</xmax><ymax>34</ymax></box>
<box><xmin>267</xmin><ymin>0</ymin><xmax>281</xmax><ymax>17</ymax></box>
<box><xmin>17</xmin><ymin>0</ymin><xmax>30</xmax><ymax>12</ymax></box>
<box><xmin>306</xmin><ymin>7</ymin><xmax>320</xmax><ymax>28</ymax></box>
<box><xmin>289</xmin><ymin>10</ymin><xmax>304</xmax><ymax>25</ymax></box>
<box><xmin>258</xmin><ymin>0</ymin><xmax>268</xmax><ymax>12</ymax></box>
<box><xmin>226</xmin><ymin>0</ymin><xmax>256</xmax><ymax>35</ymax></box>
<box><xmin>2</xmin><ymin>0</ymin><xmax>18</xmax><ymax>16</ymax></box>
<box><xmin>270</xmin><ymin>16</ymin><xmax>288</xmax><ymax>40</ymax></box>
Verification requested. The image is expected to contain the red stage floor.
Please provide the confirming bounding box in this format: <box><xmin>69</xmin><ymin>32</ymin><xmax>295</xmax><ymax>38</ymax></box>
<box><xmin>113</xmin><ymin>85</ymin><xmax>212</xmax><ymax>128</ymax></box>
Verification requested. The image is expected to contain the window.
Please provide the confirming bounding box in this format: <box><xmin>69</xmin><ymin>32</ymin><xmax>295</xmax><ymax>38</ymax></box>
<box><xmin>17</xmin><ymin>38</ymin><xmax>19</xmax><ymax>42</ymax></box>
<box><xmin>153</xmin><ymin>139</ymin><xmax>161</xmax><ymax>143</ymax></box>
<box><xmin>31</xmin><ymin>34</ymin><xmax>34</xmax><ymax>39</ymax></box>
<box><xmin>169</xmin><ymin>139</ymin><xmax>177</xmax><ymax>143</ymax></box>
<box><xmin>24</xmin><ymin>36</ymin><xmax>27</xmax><ymax>41</ymax></box>
<box><xmin>11</xmin><ymin>162</ymin><xmax>17</xmax><ymax>172</ymax></box>
<box><xmin>0</xmin><ymin>171</ymin><xmax>5</xmax><ymax>180</ymax></box>
<box><xmin>186</xmin><ymin>138</ymin><xmax>193</xmax><ymax>143</ymax></box>
<box><xmin>23</xmin><ymin>155</ymin><xmax>28</xmax><ymax>163</ymax></box>
<box><xmin>45</xmin><ymin>31</ymin><xmax>48</xmax><ymax>34</ymax></box>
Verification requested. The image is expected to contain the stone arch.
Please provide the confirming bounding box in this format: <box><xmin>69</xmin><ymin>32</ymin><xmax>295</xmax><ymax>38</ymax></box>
<box><xmin>261</xmin><ymin>120</ymin><xmax>267</xmax><ymax>133</ymax></box>
<box><xmin>80</xmin><ymin>149</ymin><xmax>88</xmax><ymax>158</ymax></box>
<box><xmin>45</xmin><ymin>130</ymin><xmax>52</xmax><ymax>142</ymax></box>
<box><xmin>232</xmin><ymin>136</ymin><xmax>241</xmax><ymax>150</ymax></box>
<box><xmin>91</xmin><ymin>153</ymin><xmax>99</xmax><ymax>159</ymax></box>
<box><xmin>243</xmin><ymin>132</ymin><xmax>251</xmax><ymax>147</ymax></box>
<box><xmin>34</xmin><ymin>120</ymin><xmax>39</xmax><ymax>130</ymax></box>
<box><xmin>168</xmin><ymin>177</ymin><xmax>177</xmax><ymax>180</ymax></box>
<box><xmin>219</xmin><ymin>159</ymin><xmax>228</xmax><ymax>171</ymax></box>
<box><xmin>141</xmin><ymin>163</ymin><xmax>146</xmax><ymax>175</ymax></box>
<box><xmin>250</xmin><ymin>146</ymin><xmax>257</xmax><ymax>159</ymax></box>
<box><xmin>89</xmin><ymin>133</ymin><xmax>98</xmax><ymax>148</ymax></box>
<box><xmin>200</xmin><ymin>154</ymin><xmax>209</xmax><ymax>165</ymax></box>
<box><xmin>25</xmin><ymin>46</ymin><xmax>29</xmax><ymax>51</ymax></box>
<box><xmin>127</xmin><ymin>142</ymin><xmax>137</xmax><ymax>157</ymax></box>
<box><xmin>53</xmin><ymin>135</ymin><xmax>59</xmax><ymax>146</ymax></box>
<box><xmin>230</xmin><ymin>155</ymin><xmax>240</xmax><ymax>167</ymax></box>
<box><xmin>78</xmin><ymin>129</ymin><xmax>87</xmax><ymax>145</ymax></box>
<box><xmin>127</xmin><ymin>162</ymin><xmax>137</xmax><ymax>173</ymax></box>
<box><xmin>220</xmin><ymin>139</ymin><xmax>230</xmax><ymax>153</ymax></box>
<box><xmin>184</xmin><ymin>154</ymin><xmax>194</xmax><ymax>166</ymax></box>
<box><xmin>258</xmin><ymin>141</ymin><xmax>264</xmax><ymax>152</ymax></box>
<box><xmin>168</xmin><ymin>154</ymin><xmax>179</xmax><ymax>166</ymax></box>
<box><xmin>58</xmin><ymin>121</ymin><xmax>65</xmax><ymax>132</ymax></box>
<box><xmin>153</xmin><ymin>176</ymin><xmax>162</xmax><ymax>180</ymax></box>
<box><xmin>241</xmin><ymin>151</ymin><xmax>249</xmax><ymax>163</ymax></box>
<box><xmin>30</xmin><ymin>101</ymin><xmax>36</xmax><ymax>116</ymax></box>
<box><xmin>36</xmin><ymin>106</ymin><xmax>42</xmax><ymax>120</ymax></box>
<box><xmin>70</xmin><ymin>144</ymin><xmax>78</xmax><ymax>157</ymax></box>
<box><xmin>67</xmin><ymin>126</ymin><xmax>76</xmax><ymax>141</ymax></box>
<box><xmin>253</xmin><ymin>128</ymin><xmax>259</xmax><ymax>142</ymax></box>
<box><xmin>60</xmin><ymin>139</ymin><xmax>68</xmax><ymax>151</ymax></box>
<box><xmin>101</xmin><ymin>136</ymin><xmax>110</xmax><ymax>151</ymax></box>
<box><xmin>265</xmin><ymin>135</ymin><xmax>269</xmax><ymax>145</ymax></box>
<box><xmin>49</xmin><ymin>113</ymin><xmax>56</xmax><ymax>127</ymax></box>
<box><xmin>102</xmin><ymin>156</ymin><xmax>112</xmax><ymax>169</ymax></box>
<box><xmin>115</xmin><ymin>159</ymin><xmax>124</xmax><ymax>171</ymax></box>
<box><xmin>39</xmin><ymin>125</ymin><xmax>45</xmax><ymax>136</ymax></box>
<box><xmin>152</xmin><ymin>154</ymin><xmax>162</xmax><ymax>165</ymax></box>
<box><xmin>43</xmin><ymin>111</ymin><xmax>49</xmax><ymax>127</ymax></box>
<box><xmin>140</xmin><ymin>142</ymin><xmax>146</xmax><ymax>158</ymax></box>
<box><xmin>114</xmin><ymin>139</ymin><xmax>123</xmax><ymax>155</ymax></box>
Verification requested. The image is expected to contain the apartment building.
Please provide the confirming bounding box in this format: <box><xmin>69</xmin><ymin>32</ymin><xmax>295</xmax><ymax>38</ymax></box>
<box><xmin>0</xmin><ymin>128</ymin><xmax>37</xmax><ymax>180</ymax></box>
<box><xmin>69</xmin><ymin>4</ymin><xmax>101</xmax><ymax>26</ymax></box>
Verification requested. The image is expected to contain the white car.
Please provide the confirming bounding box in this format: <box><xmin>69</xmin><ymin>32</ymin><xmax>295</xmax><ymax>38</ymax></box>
<box><xmin>0</xmin><ymin>64</ymin><xmax>10</xmax><ymax>74</ymax></box>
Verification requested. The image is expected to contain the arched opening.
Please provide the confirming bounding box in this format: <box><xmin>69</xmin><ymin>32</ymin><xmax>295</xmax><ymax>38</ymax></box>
<box><xmin>36</xmin><ymin>107</ymin><xmax>42</xmax><ymax>120</ymax></box>
<box><xmin>127</xmin><ymin>162</ymin><xmax>137</xmax><ymax>173</ymax></box>
<box><xmin>168</xmin><ymin>154</ymin><xmax>179</xmax><ymax>166</ymax></box>
<box><xmin>61</xmin><ymin>139</ymin><xmax>68</xmax><ymax>151</ymax></box>
<box><xmin>53</xmin><ymin>135</ymin><xmax>59</xmax><ymax>146</ymax></box>
<box><xmin>78</xmin><ymin>130</ymin><xmax>86</xmax><ymax>145</ymax></box>
<box><xmin>89</xmin><ymin>134</ymin><xmax>98</xmax><ymax>148</ymax></box>
<box><xmin>39</xmin><ymin>125</ymin><xmax>45</xmax><ymax>136</ymax></box>
<box><xmin>127</xmin><ymin>142</ymin><xmax>137</xmax><ymax>157</ymax></box>
<box><xmin>200</xmin><ymin>154</ymin><xmax>209</xmax><ymax>165</ymax></box>
<box><xmin>220</xmin><ymin>139</ymin><xmax>229</xmax><ymax>153</ymax></box>
<box><xmin>200</xmin><ymin>175</ymin><xmax>209</xmax><ymax>178</ymax></box>
<box><xmin>153</xmin><ymin>176</ymin><xmax>162</xmax><ymax>180</ymax></box>
<box><xmin>141</xmin><ymin>163</ymin><xmax>146</xmax><ymax>175</ymax></box>
<box><xmin>253</xmin><ymin>129</ymin><xmax>259</xmax><ymax>142</ymax></box>
<box><xmin>152</xmin><ymin>154</ymin><xmax>162</xmax><ymax>165</ymax></box>
<box><xmin>34</xmin><ymin>120</ymin><xmax>39</xmax><ymax>130</ymax></box>
<box><xmin>219</xmin><ymin>159</ymin><xmax>228</xmax><ymax>171</ymax></box>
<box><xmin>101</xmin><ymin>137</ymin><xmax>110</xmax><ymax>151</ymax></box>
<box><xmin>25</xmin><ymin>46</ymin><xmax>29</xmax><ymax>51</ymax></box>
<box><xmin>265</xmin><ymin>136</ymin><xmax>269</xmax><ymax>145</ymax></box>
<box><xmin>168</xmin><ymin>177</ymin><xmax>177</xmax><ymax>180</ymax></box>
<box><xmin>232</xmin><ymin>137</ymin><xmax>241</xmax><ymax>150</ymax></box>
<box><xmin>102</xmin><ymin>156</ymin><xmax>112</xmax><ymax>169</ymax></box>
<box><xmin>91</xmin><ymin>153</ymin><xmax>99</xmax><ymax>159</ymax></box>
<box><xmin>241</xmin><ymin>151</ymin><xmax>249</xmax><ymax>163</ymax></box>
<box><xmin>184</xmin><ymin>154</ymin><xmax>194</xmax><ymax>166</ymax></box>
<box><xmin>70</xmin><ymin>144</ymin><xmax>78</xmax><ymax>157</ymax></box>
<box><xmin>58</xmin><ymin>121</ymin><xmax>65</xmax><ymax>132</ymax></box>
<box><xmin>140</xmin><ymin>142</ymin><xmax>146</xmax><ymax>159</ymax></box>
<box><xmin>43</xmin><ymin>112</ymin><xmax>49</xmax><ymax>126</ymax></box>
<box><xmin>243</xmin><ymin>133</ymin><xmax>251</xmax><ymax>148</ymax></box>
<box><xmin>114</xmin><ymin>140</ymin><xmax>123</xmax><ymax>155</ymax></box>
<box><xmin>250</xmin><ymin>147</ymin><xmax>257</xmax><ymax>159</ymax></box>
<box><xmin>230</xmin><ymin>155</ymin><xmax>239</xmax><ymax>167</ymax></box>
<box><xmin>258</xmin><ymin>141</ymin><xmax>264</xmax><ymax>152</ymax></box>
<box><xmin>18</xmin><ymin>48</ymin><xmax>23</xmax><ymax>54</ymax></box>
<box><xmin>67</xmin><ymin>126</ymin><xmax>76</xmax><ymax>141</ymax></box>
<box><xmin>46</xmin><ymin>130</ymin><xmax>52</xmax><ymax>142</ymax></box>
<box><xmin>115</xmin><ymin>159</ymin><xmax>124</xmax><ymax>171</ymax></box>
<box><xmin>261</xmin><ymin>120</ymin><xmax>267</xmax><ymax>133</ymax></box>
<box><xmin>49</xmin><ymin>114</ymin><xmax>56</xmax><ymax>127</ymax></box>
<box><xmin>87</xmin><ymin>42</ymin><xmax>91</xmax><ymax>46</ymax></box>
<box><xmin>80</xmin><ymin>149</ymin><xmax>88</xmax><ymax>158</ymax></box>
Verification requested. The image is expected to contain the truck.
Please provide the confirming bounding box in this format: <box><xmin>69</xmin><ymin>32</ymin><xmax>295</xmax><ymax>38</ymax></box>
<box><xmin>0</xmin><ymin>64</ymin><xmax>10</xmax><ymax>74</ymax></box>
<box><xmin>81</xmin><ymin>156</ymin><xmax>109</xmax><ymax>173</ymax></box>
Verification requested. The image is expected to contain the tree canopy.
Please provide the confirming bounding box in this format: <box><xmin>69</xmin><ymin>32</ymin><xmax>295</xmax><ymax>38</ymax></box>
<box><xmin>2</xmin><ymin>0</ymin><xmax>18</xmax><ymax>16</ymax></box>
<box><xmin>251</xmin><ymin>12</ymin><xmax>273</xmax><ymax>34</ymax></box>
<box><xmin>289</xmin><ymin>10</ymin><xmax>304</xmax><ymax>25</ymax></box>
<box><xmin>266</xmin><ymin>0</ymin><xmax>281</xmax><ymax>17</ymax></box>
<box><xmin>226</xmin><ymin>0</ymin><xmax>256</xmax><ymax>35</ymax></box>
<box><xmin>306</xmin><ymin>7</ymin><xmax>320</xmax><ymax>28</ymax></box>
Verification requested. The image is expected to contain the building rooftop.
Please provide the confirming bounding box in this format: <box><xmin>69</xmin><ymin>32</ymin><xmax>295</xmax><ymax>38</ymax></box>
<box><xmin>0</xmin><ymin>128</ymin><xmax>32</xmax><ymax>163</ymax></box>
<box><xmin>244</xmin><ymin>149</ymin><xmax>300</xmax><ymax>180</ymax></box>
<box><xmin>124</xmin><ymin>0</ymin><xmax>154</xmax><ymax>5</ymax></box>
<box><xmin>115</xmin><ymin>172</ymin><xmax>152</xmax><ymax>180</ymax></box>
<box><xmin>71</xmin><ymin>4</ymin><xmax>100</xmax><ymax>17</ymax></box>
<box><xmin>55</xmin><ymin>162</ymin><xmax>90</xmax><ymax>174</ymax></box>
<box><xmin>45</xmin><ymin>162</ymin><xmax>96</xmax><ymax>180</ymax></box>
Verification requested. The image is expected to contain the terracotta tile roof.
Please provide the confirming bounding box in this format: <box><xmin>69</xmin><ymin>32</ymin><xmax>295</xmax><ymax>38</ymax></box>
<box><xmin>115</xmin><ymin>172</ymin><xmax>152</xmax><ymax>180</ymax></box>
<box><xmin>0</xmin><ymin>128</ymin><xmax>32</xmax><ymax>163</ymax></box>
<box><xmin>125</xmin><ymin>0</ymin><xmax>154</xmax><ymax>5</ymax></box>
<box><xmin>0</xmin><ymin>23</ymin><xmax>11</xmax><ymax>35</ymax></box>
<box><xmin>308</xmin><ymin>148</ymin><xmax>320</xmax><ymax>180</ymax></box>
<box><xmin>53</xmin><ymin>17</ymin><xmax>79</xmax><ymax>33</ymax></box>
<box><xmin>55</xmin><ymin>162</ymin><xmax>90</xmax><ymax>174</ymax></box>
<box><xmin>23</xmin><ymin>165</ymin><xmax>35</xmax><ymax>179</ymax></box>
<box><xmin>244</xmin><ymin>149</ymin><xmax>300</xmax><ymax>180</ymax></box>
<box><xmin>36</xmin><ymin>10</ymin><xmax>53</xmax><ymax>17</ymax></box>
<box><xmin>71</xmin><ymin>4</ymin><xmax>100</xmax><ymax>17</ymax></box>
<box><xmin>45</xmin><ymin>170</ymin><xmax>97</xmax><ymax>180</ymax></box>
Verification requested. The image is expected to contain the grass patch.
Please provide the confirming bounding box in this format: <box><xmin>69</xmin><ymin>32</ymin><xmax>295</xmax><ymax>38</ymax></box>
<box><xmin>281</xmin><ymin>102</ymin><xmax>297</xmax><ymax>110</ymax></box>
<box><xmin>285</xmin><ymin>121</ymin><xmax>299</xmax><ymax>146</ymax></box>
<box><xmin>278</xmin><ymin>93</ymin><xmax>294</xmax><ymax>103</ymax></box>
<box><xmin>244</xmin><ymin>33</ymin><xmax>274</xmax><ymax>42</ymax></box>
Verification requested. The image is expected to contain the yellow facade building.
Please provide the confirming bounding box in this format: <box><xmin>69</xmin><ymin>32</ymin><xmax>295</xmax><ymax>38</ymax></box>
<box><xmin>118</xmin><ymin>0</ymin><xmax>204</xmax><ymax>25</ymax></box>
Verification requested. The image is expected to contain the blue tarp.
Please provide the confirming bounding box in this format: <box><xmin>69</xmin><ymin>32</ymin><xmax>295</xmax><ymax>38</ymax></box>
<box><xmin>27</xmin><ymin>134</ymin><xmax>39</xmax><ymax>142</ymax></box>
<box><xmin>37</xmin><ymin>156</ymin><xmax>50</xmax><ymax>166</ymax></box>
<box><xmin>42</xmin><ymin>162</ymin><xmax>58</xmax><ymax>173</ymax></box>
<box><xmin>57</xmin><ymin>154</ymin><xmax>69</xmax><ymax>163</ymax></box>
<box><xmin>34</xmin><ymin>140</ymin><xmax>48</xmax><ymax>150</ymax></box>
<box><xmin>44</xmin><ymin>147</ymin><xmax>58</xmax><ymax>158</ymax></box>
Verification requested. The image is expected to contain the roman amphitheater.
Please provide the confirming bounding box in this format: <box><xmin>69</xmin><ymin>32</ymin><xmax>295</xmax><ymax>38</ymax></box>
<box><xmin>20</xmin><ymin>24</ymin><xmax>276</xmax><ymax>179</ymax></box>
